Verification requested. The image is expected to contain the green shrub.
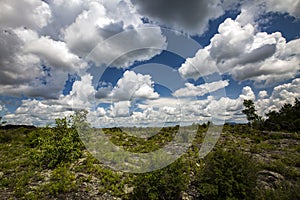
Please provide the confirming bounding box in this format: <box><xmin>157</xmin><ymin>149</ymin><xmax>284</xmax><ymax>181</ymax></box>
<box><xmin>132</xmin><ymin>157</ymin><xmax>189</xmax><ymax>200</ymax></box>
<box><xmin>195</xmin><ymin>148</ymin><xmax>258</xmax><ymax>200</ymax></box>
<box><xmin>30</xmin><ymin>118</ymin><xmax>84</xmax><ymax>169</ymax></box>
<box><xmin>255</xmin><ymin>180</ymin><xmax>300</xmax><ymax>200</ymax></box>
<box><xmin>42</xmin><ymin>165</ymin><xmax>77</xmax><ymax>196</ymax></box>
<box><xmin>0</xmin><ymin>128</ymin><xmax>28</xmax><ymax>143</ymax></box>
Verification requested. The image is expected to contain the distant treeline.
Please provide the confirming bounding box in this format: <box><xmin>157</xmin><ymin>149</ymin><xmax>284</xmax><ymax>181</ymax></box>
<box><xmin>0</xmin><ymin>124</ymin><xmax>36</xmax><ymax>130</ymax></box>
<box><xmin>243</xmin><ymin>98</ymin><xmax>300</xmax><ymax>132</ymax></box>
<box><xmin>264</xmin><ymin>98</ymin><xmax>300</xmax><ymax>132</ymax></box>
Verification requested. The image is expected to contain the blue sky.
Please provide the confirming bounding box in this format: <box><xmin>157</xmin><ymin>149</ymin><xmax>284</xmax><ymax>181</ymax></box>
<box><xmin>0</xmin><ymin>0</ymin><xmax>300</xmax><ymax>127</ymax></box>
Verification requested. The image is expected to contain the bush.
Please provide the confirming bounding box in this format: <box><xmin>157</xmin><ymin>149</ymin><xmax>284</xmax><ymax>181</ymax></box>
<box><xmin>255</xmin><ymin>180</ymin><xmax>300</xmax><ymax>200</ymax></box>
<box><xmin>132</xmin><ymin>157</ymin><xmax>189</xmax><ymax>200</ymax></box>
<box><xmin>30</xmin><ymin>118</ymin><xmax>84</xmax><ymax>169</ymax></box>
<box><xmin>292</xmin><ymin>118</ymin><xmax>300</xmax><ymax>132</ymax></box>
<box><xmin>195</xmin><ymin>148</ymin><xmax>258</xmax><ymax>200</ymax></box>
<box><xmin>42</xmin><ymin>165</ymin><xmax>77</xmax><ymax>196</ymax></box>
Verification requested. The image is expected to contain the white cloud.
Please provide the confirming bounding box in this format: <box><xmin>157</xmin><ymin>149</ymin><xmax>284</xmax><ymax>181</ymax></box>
<box><xmin>0</xmin><ymin>0</ymin><xmax>166</xmax><ymax>100</ymax></box>
<box><xmin>63</xmin><ymin>0</ymin><xmax>167</xmax><ymax>68</ymax></box>
<box><xmin>4</xmin><ymin>99</ymin><xmax>73</xmax><ymax>126</ymax></box>
<box><xmin>0</xmin><ymin>0</ymin><xmax>51</xmax><ymax>29</ymax></box>
<box><xmin>0</xmin><ymin>71</ymin><xmax>68</xmax><ymax>99</ymax></box>
<box><xmin>42</xmin><ymin>0</ymin><xmax>88</xmax><ymax>39</ymax></box>
<box><xmin>256</xmin><ymin>78</ymin><xmax>300</xmax><ymax>115</ymax></box>
<box><xmin>7</xmin><ymin>79</ymin><xmax>299</xmax><ymax>127</ymax></box>
<box><xmin>0</xmin><ymin>104</ymin><xmax>6</xmax><ymax>116</ymax></box>
<box><xmin>173</xmin><ymin>80</ymin><xmax>229</xmax><ymax>97</ymax></box>
<box><xmin>240</xmin><ymin>78</ymin><xmax>300</xmax><ymax>118</ymax></box>
<box><xmin>24</xmin><ymin>36</ymin><xmax>86</xmax><ymax>71</ymax></box>
<box><xmin>63</xmin><ymin>1</ymin><xmax>110</xmax><ymax>57</ymax></box>
<box><xmin>109</xmin><ymin>71</ymin><xmax>159</xmax><ymax>101</ymax></box>
<box><xmin>87</xmin><ymin>25</ymin><xmax>167</xmax><ymax>68</ymax></box>
<box><xmin>179</xmin><ymin>17</ymin><xmax>300</xmax><ymax>86</ymax></box>
<box><xmin>1</xmin><ymin>0</ymin><xmax>300</xmax><ymax>128</ymax></box>
<box><xmin>0</xmin><ymin>27</ymin><xmax>87</xmax><ymax>99</ymax></box>
<box><xmin>236</xmin><ymin>1</ymin><xmax>300</xmax><ymax>27</ymax></box>
<box><xmin>178</xmin><ymin>48</ymin><xmax>218</xmax><ymax>78</ymax></box>
<box><xmin>239</xmin><ymin>86</ymin><xmax>256</xmax><ymax>101</ymax></box>
<box><xmin>261</xmin><ymin>0</ymin><xmax>300</xmax><ymax>18</ymax></box>
<box><xmin>160</xmin><ymin>106</ymin><xmax>180</xmax><ymax>116</ymax></box>
<box><xmin>3</xmin><ymin>73</ymin><xmax>103</xmax><ymax>126</ymax></box>
<box><xmin>210</xmin><ymin>19</ymin><xmax>255</xmax><ymax>63</ymax></box>
<box><xmin>60</xmin><ymin>74</ymin><xmax>96</xmax><ymax>109</ymax></box>
<box><xmin>0</xmin><ymin>28</ymin><xmax>41</xmax><ymax>85</ymax></box>
<box><xmin>110</xmin><ymin>101</ymin><xmax>131</xmax><ymax>118</ymax></box>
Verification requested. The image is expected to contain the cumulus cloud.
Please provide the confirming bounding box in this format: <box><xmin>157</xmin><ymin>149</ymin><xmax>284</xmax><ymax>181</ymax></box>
<box><xmin>179</xmin><ymin>17</ymin><xmax>300</xmax><ymax>86</ymax></box>
<box><xmin>4</xmin><ymin>70</ymin><xmax>160</xmax><ymax>125</ymax></box>
<box><xmin>178</xmin><ymin>48</ymin><xmax>218</xmax><ymax>78</ymax></box>
<box><xmin>173</xmin><ymin>80</ymin><xmax>229</xmax><ymax>97</ymax></box>
<box><xmin>0</xmin><ymin>0</ymin><xmax>166</xmax><ymax>100</ymax></box>
<box><xmin>0</xmin><ymin>71</ymin><xmax>68</xmax><ymax>99</ymax></box>
<box><xmin>95</xmin><ymin>82</ymin><xmax>113</xmax><ymax>99</ymax></box>
<box><xmin>4</xmin><ymin>99</ymin><xmax>73</xmax><ymax>126</ymax></box>
<box><xmin>62</xmin><ymin>1</ymin><xmax>110</xmax><ymax>57</ymax></box>
<box><xmin>239</xmin><ymin>86</ymin><xmax>256</xmax><ymax>101</ymax></box>
<box><xmin>24</xmin><ymin>36</ymin><xmax>86</xmax><ymax>71</ymax></box>
<box><xmin>87</xmin><ymin>79</ymin><xmax>300</xmax><ymax>126</ymax></box>
<box><xmin>100</xmin><ymin>71</ymin><xmax>160</xmax><ymax>101</ymax></box>
<box><xmin>236</xmin><ymin>0</ymin><xmax>300</xmax><ymax>27</ymax></box>
<box><xmin>3</xmin><ymin>73</ymin><xmax>103</xmax><ymax>126</ymax></box>
<box><xmin>110</xmin><ymin>101</ymin><xmax>131</xmax><ymax>117</ymax></box>
<box><xmin>59</xmin><ymin>74</ymin><xmax>96</xmax><ymax>109</ymax></box>
<box><xmin>42</xmin><ymin>0</ymin><xmax>88</xmax><ymax>39</ymax></box>
<box><xmin>0</xmin><ymin>103</ymin><xmax>7</xmax><ymax>116</ymax></box>
<box><xmin>256</xmin><ymin>78</ymin><xmax>300</xmax><ymax>116</ymax></box>
<box><xmin>87</xmin><ymin>26</ymin><xmax>167</xmax><ymax>68</ymax></box>
<box><xmin>0</xmin><ymin>0</ymin><xmax>51</xmax><ymax>29</ymax></box>
<box><xmin>210</xmin><ymin>19</ymin><xmax>255</xmax><ymax>63</ymax></box>
<box><xmin>6</xmin><ymin>78</ymin><xmax>300</xmax><ymax>127</ymax></box>
<box><xmin>0</xmin><ymin>29</ymin><xmax>41</xmax><ymax>86</ymax></box>
<box><xmin>137</xmin><ymin>86</ymin><xmax>255</xmax><ymax>125</ymax></box>
<box><xmin>1</xmin><ymin>0</ymin><xmax>300</xmax><ymax>127</ymax></box>
<box><xmin>0</xmin><ymin>27</ymin><xmax>87</xmax><ymax>99</ymax></box>
<box><xmin>262</xmin><ymin>0</ymin><xmax>300</xmax><ymax>18</ymax></box>
<box><xmin>63</xmin><ymin>0</ymin><xmax>167</xmax><ymax>68</ymax></box>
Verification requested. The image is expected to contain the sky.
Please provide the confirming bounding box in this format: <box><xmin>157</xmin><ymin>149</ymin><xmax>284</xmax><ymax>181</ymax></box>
<box><xmin>0</xmin><ymin>0</ymin><xmax>300</xmax><ymax>127</ymax></box>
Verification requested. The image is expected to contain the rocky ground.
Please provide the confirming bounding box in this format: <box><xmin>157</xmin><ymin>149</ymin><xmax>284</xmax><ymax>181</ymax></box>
<box><xmin>0</xmin><ymin>126</ymin><xmax>299</xmax><ymax>199</ymax></box>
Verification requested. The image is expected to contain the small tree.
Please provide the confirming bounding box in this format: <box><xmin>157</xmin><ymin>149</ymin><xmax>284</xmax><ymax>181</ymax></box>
<box><xmin>70</xmin><ymin>109</ymin><xmax>89</xmax><ymax>128</ymax></box>
<box><xmin>0</xmin><ymin>106</ymin><xmax>7</xmax><ymax>126</ymax></box>
<box><xmin>242</xmin><ymin>100</ymin><xmax>259</xmax><ymax>123</ymax></box>
<box><xmin>30</xmin><ymin>111</ymin><xmax>87</xmax><ymax>168</ymax></box>
<box><xmin>242</xmin><ymin>99</ymin><xmax>263</xmax><ymax>129</ymax></box>
<box><xmin>0</xmin><ymin>116</ymin><xmax>6</xmax><ymax>126</ymax></box>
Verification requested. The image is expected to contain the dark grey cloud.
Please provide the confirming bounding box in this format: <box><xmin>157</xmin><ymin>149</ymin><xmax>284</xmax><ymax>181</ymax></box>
<box><xmin>131</xmin><ymin>0</ymin><xmax>228</xmax><ymax>35</ymax></box>
<box><xmin>228</xmin><ymin>43</ymin><xmax>297</xmax><ymax>85</ymax></box>
<box><xmin>95</xmin><ymin>86</ymin><xmax>112</xmax><ymax>99</ymax></box>
<box><xmin>238</xmin><ymin>44</ymin><xmax>276</xmax><ymax>65</ymax></box>
<box><xmin>0</xmin><ymin>29</ymin><xmax>32</xmax><ymax>85</ymax></box>
<box><xmin>98</xmin><ymin>21</ymin><xmax>125</xmax><ymax>39</ymax></box>
<box><xmin>0</xmin><ymin>29</ymin><xmax>21</xmax><ymax>64</ymax></box>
